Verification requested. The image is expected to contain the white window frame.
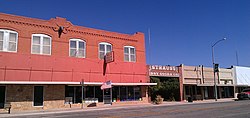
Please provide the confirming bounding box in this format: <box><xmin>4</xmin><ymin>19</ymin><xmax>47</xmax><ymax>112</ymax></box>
<box><xmin>31</xmin><ymin>34</ymin><xmax>52</xmax><ymax>55</ymax></box>
<box><xmin>124</xmin><ymin>46</ymin><xmax>136</xmax><ymax>62</ymax></box>
<box><xmin>69</xmin><ymin>39</ymin><xmax>86</xmax><ymax>58</ymax></box>
<box><xmin>0</xmin><ymin>29</ymin><xmax>18</xmax><ymax>52</ymax></box>
<box><xmin>98</xmin><ymin>42</ymin><xmax>112</xmax><ymax>59</ymax></box>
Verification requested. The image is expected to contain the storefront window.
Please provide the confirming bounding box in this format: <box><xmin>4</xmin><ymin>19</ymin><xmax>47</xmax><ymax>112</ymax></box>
<box><xmin>112</xmin><ymin>86</ymin><xmax>119</xmax><ymax>102</ymax></box>
<box><xmin>117</xmin><ymin>86</ymin><xmax>142</xmax><ymax>102</ymax></box>
<box><xmin>65</xmin><ymin>86</ymin><xmax>82</xmax><ymax>104</ymax></box>
<box><xmin>120</xmin><ymin>86</ymin><xmax>127</xmax><ymax>101</ymax></box>
<box><xmin>128</xmin><ymin>86</ymin><xmax>135</xmax><ymax>100</ymax></box>
<box><xmin>86</xmin><ymin>86</ymin><xmax>94</xmax><ymax>98</ymax></box>
<box><xmin>134</xmin><ymin>86</ymin><xmax>141</xmax><ymax>100</ymax></box>
<box><xmin>95</xmin><ymin>86</ymin><xmax>103</xmax><ymax>102</ymax></box>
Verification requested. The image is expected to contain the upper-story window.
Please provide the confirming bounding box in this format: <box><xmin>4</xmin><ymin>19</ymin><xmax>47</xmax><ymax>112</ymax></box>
<box><xmin>0</xmin><ymin>29</ymin><xmax>18</xmax><ymax>52</ymax></box>
<box><xmin>69</xmin><ymin>39</ymin><xmax>86</xmax><ymax>58</ymax></box>
<box><xmin>31</xmin><ymin>34</ymin><xmax>51</xmax><ymax>55</ymax></box>
<box><xmin>124</xmin><ymin>46</ymin><xmax>136</xmax><ymax>62</ymax></box>
<box><xmin>99</xmin><ymin>42</ymin><xmax>112</xmax><ymax>59</ymax></box>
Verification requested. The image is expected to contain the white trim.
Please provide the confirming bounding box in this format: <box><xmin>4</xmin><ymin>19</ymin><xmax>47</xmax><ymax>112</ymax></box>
<box><xmin>124</xmin><ymin>46</ymin><xmax>136</xmax><ymax>62</ymax></box>
<box><xmin>0</xmin><ymin>81</ymin><xmax>157</xmax><ymax>86</ymax></box>
<box><xmin>0</xmin><ymin>29</ymin><xmax>18</xmax><ymax>53</ymax></box>
<box><xmin>111</xmin><ymin>82</ymin><xmax>157</xmax><ymax>86</ymax></box>
<box><xmin>31</xmin><ymin>34</ymin><xmax>51</xmax><ymax>55</ymax></box>
<box><xmin>197</xmin><ymin>84</ymin><xmax>235</xmax><ymax>87</ymax></box>
<box><xmin>69</xmin><ymin>39</ymin><xmax>86</xmax><ymax>58</ymax></box>
<box><xmin>0</xmin><ymin>81</ymin><xmax>80</xmax><ymax>85</ymax></box>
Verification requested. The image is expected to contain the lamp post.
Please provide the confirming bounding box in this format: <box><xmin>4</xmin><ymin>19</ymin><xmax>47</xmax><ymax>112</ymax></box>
<box><xmin>212</xmin><ymin>38</ymin><xmax>226</xmax><ymax>101</ymax></box>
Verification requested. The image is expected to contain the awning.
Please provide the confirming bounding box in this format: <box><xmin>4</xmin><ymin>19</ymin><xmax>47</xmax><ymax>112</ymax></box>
<box><xmin>235</xmin><ymin>84</ymin><xmax>249</xmax><ymax>87</ymax></box>
<box><xmin>0</xmin><ymin>81</ymin><xmax>157</xmax><ymax>86</ymax></box>
<box><xmin>197</xmin><ymin>84</ymin><xmax>214</xmax><ymax>86</ymax></box>
<box><xmin>197</xmin><ymin>84</ymin><xmax>235</xmax><ymax>87</ymax></box>
<box><xmin>217</xmin><ymin>84</ymin><xmax>235</xmax><ymax>87</ymax></box>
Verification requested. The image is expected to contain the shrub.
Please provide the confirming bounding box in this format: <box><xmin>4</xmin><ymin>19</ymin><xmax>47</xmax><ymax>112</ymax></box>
<box><xmin>155</xmin><ymin>95</ymin><xmax>164</xmax><ymax>104</ymax></box>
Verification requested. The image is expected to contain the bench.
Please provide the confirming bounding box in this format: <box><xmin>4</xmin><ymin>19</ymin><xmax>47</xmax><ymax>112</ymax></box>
<box><xmin>4</xmin><ymin>103</ymin><xmax>11</xmax><ymax>114</ymax></box>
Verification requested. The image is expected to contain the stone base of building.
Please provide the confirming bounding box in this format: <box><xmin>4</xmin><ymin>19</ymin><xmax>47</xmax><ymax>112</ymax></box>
<box><xmin>0</xmin><ymin>84</ymin><xmax>149</xmax><ymax>112</ymax></box>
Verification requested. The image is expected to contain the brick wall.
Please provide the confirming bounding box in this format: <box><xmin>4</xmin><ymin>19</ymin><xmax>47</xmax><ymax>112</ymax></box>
<box><xmin>6</xmin><ymin>85</ymin><xmax>65</xmax><ymax>111</ymax></box>
<box><xmin>0</xmin><ymin>12</ymin><xmax>147</xmax><ymax>84</ymax></box>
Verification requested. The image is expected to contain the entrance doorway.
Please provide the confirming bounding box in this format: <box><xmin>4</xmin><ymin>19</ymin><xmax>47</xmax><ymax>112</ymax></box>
<box><xmin>0</xmin><ymin>86</ymin><xmax>5</xmax><ymax>108</ymax></box>
<box><xmin>103</xmin><ymin>88</ymin><xmax>111</xmax><ymax>104</ymax></box>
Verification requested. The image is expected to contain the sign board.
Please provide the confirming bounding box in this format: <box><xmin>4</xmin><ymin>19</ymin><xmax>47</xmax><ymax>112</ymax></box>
<box><xmin>105</xmin><ymin>51</ymin><xmax>114</xmax><ymax>63</ymax></box>
<box><xmin>148</xmin><ymin>65</ymin><xmax>180</xmax><ymax>77</ymax></box>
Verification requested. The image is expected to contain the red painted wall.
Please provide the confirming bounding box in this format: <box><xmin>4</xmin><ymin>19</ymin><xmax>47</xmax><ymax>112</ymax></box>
<box><xmin>0</xmin><ymin>13</ymin><xmax>147</xmax><ymax>83</ymax></box>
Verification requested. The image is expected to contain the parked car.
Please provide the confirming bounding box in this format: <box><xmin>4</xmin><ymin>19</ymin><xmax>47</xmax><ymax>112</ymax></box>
<box><xmin>237</xmin><ymin>89</ymin><xmax>250</xmax><ymax>100</ymax></box>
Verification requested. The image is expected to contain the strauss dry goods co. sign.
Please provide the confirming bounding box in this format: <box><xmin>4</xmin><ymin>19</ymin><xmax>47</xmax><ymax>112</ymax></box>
<box><xmin>148</xmin><ymin>65</ymin><xmax>180</xmax><ymax>77</ymax></box>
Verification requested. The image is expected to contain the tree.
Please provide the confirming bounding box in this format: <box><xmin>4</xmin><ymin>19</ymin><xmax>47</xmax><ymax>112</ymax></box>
<box><xmin>149</xmin><ymin>76</ymin><xmax>180</xmax><ymax>101</ymax></box>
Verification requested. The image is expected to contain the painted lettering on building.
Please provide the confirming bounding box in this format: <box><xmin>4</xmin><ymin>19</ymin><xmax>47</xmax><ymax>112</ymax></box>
<box><xmin>148</xmin><ymin>65</ymin><xmax>180</xmax><ymax>77</ymax></box>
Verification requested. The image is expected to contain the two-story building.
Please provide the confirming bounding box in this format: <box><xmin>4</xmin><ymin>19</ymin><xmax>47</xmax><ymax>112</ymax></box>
<box><xmin>0</xmin><ymin>12</ymin><xmax>155</xmax><ymax>111</ymax></box>
<box><xmin>181</xmin><ymin>64</ymin><xmax>234</xmax><ymax>101</ymax></box>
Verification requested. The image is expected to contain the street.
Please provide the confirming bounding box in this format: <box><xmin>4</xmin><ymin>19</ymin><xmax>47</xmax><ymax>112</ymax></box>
<box><xmin>3</xmin><ymin>100</ymin><xmax>250</xmax><ymax>118</ymax></box>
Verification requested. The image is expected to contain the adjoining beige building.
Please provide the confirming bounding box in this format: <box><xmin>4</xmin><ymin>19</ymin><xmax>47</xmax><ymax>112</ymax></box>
<box><xmin>181</xmin><ymin>64</ymin><xmax>234</xmax><ymax>101</ymax></box>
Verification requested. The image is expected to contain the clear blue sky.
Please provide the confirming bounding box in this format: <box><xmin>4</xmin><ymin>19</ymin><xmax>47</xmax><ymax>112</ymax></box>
<box><xmin>1</xmin><ymin>0</ymin><xmax>249</xmax><ymax>68</ymax></box>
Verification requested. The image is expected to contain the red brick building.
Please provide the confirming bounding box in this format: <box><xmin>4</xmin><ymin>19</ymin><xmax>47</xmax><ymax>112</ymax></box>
<box><xmin>0</xmin><ymin>12</ymin><xmax>155</xmax><ymax>111</ymax></box>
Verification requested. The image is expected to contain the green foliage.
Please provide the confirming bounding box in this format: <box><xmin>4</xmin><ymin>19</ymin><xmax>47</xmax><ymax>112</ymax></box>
<box><xmin>149</xmin><ymin>77</ymin><xmax>180</xmax><ymax>101</ymax></box>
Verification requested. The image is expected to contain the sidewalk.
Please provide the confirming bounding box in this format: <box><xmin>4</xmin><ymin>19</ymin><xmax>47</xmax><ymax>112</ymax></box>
<box><xmin>0</xmin><ymin>98</ymin><xmax>235</xmax><ymax>117</ymax></box>
<box><xmin>159</xmin><ymin>98</ymin><xmax>235</xmax><ymax>106</ymax></box>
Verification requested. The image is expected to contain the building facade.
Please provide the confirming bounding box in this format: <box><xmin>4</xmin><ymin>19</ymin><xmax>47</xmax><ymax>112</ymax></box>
<box><xmin>148</xmin><ymin>65</ymin><xmax>183</xmax><ymax>101</ymax></box>
<box><xmin>0</xmin><ymin>12</ymin><xmax>155</xmax><ymax>111</ymax></box>
<box><xmin>181</xmin><ymin>64</ymin><xmax>234</xmax><ymax>101</ymax></box>
<box><xmin>233</xmin><ymin>66</ymin><xmax>250</xmax><ymax>97</ymax></box>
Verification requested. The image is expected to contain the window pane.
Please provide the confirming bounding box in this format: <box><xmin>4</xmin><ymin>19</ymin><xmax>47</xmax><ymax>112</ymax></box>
<box><xmin>43</xmin><ymin>46</ymin><xmax>50</xmax><ymax>54</ymax></box>
<box><xmin>130</xmin><ymin>55</ymin><xmax>136</xmax><ymax>62</ymax></box>
<box><xmin>0</xmin><ymin>32</ymin><xmax>4</xmax><ymax>41</ymax></box>
<box><xmin>99</xmin><ymin>52</ymin><xmax>105</xmax><ymax>59</ymax></box>
<box><xmin>78</xmin><ymin>49</ymin><xmax>84</xmax><ymax>57</ymax></box>
<box><xmin>43</xmin><ymin>37</ymin><xmax>50</xmax><ymax>45</ymax></box>
<box><xmin>124</xmin><ymin>47</ymin><xmax>129</xmax><ymax>54</ymax></box>
<box><xmin>70</xmin><ymin>41</ymin><xmax>76</xmax><ymax>48</ymax></box>
<box><xmin>9</xmin><ymin>33</ymin><xmax>17</xmax><ymax>42</ymax></box>
<box><xmin>99</xmin><ymin>44</ymin><xmax>105</xmax><ymax>51</ymax></box>
<box><xmin>0</xmin><ymin>41</ymin><xmax>3</xmax><ymax>50</ymax></box>
<box><xmin>8</xmin><ymin>42</ymin><xmax>16</xmax><ymax>51</ymax></box>
<box><xmin>107</xmin><ymin>45</ymin><xmax>112</xmax><ymax>52</ymax></box>
<box><xmin>33</xmin><ymin>36</ymin><xmax>41</xmax><ymax>44</ymax></box>
<box><xmin>124</xmin><ymin>54</ymin><xmax>129</xmax><ymax>62</ymax></box>
<box><xmin>32</xmin><ymin>45</ymin><xmax>40</xmax><ymax>54</ymax></box>
<box><xmin>79</xmin><ymin>42</ymin><xmax>84</xmax><ymax>49</ymax></box>
<box><xmin>130</xmin><ymin>48</ymin><xmax>135</xmax><ymax>54</ymax></box>
<box><xmin>70</xmin><ymin>49</ymin><xmax>77</xmax><ymax>57</ymax></box>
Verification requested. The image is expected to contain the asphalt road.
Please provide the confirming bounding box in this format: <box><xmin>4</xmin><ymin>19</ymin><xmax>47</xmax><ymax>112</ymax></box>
<box><xmin>5</xmin><ymin>100</ymin><xmax>250</xmax><ymax>118</ymax></box>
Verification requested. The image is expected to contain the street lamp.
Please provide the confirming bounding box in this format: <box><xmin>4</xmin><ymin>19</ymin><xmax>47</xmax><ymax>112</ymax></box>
<box><xmin>212</xmin><ymin>38</ymin><xmax>226</xmax><ymax>101</ymax></box>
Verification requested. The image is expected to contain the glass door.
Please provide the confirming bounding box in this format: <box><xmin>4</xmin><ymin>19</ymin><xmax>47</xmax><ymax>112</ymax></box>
<box><xmin>103</xmin><ymin>88</ymin><xmax>111</xmax><ymax>104</ymax></box>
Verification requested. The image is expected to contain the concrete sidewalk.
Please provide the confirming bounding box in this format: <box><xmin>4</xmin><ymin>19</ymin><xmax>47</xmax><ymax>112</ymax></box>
<box><xmin>0</xmin><ymin>98</ymin><xmax>235</xmax><ymax>117</ymax></box>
